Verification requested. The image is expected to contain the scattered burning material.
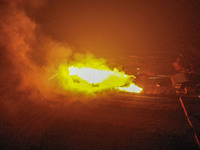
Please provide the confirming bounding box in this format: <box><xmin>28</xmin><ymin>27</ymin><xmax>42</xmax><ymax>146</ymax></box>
<box><xmin>52</xmin><ymin>55</ymin><xmax>142</xmax><ymax>94</ymax></box>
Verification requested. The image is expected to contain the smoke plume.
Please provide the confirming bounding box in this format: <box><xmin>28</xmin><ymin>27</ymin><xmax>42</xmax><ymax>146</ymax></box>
<box><xmin>0</xmin><ymin>0</ymin><xmax>74</xmax><ymax>100</ymax></box>
<box><xmin>0</xmin><ymin>1</ymin><xmax>84</xmax><ymax>147</ymax></box>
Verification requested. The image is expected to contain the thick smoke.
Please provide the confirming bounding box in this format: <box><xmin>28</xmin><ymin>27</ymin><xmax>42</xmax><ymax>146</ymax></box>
<box><xmin>0</xmin><ymin>0</ymin><xmax>74</xmax><ymax>100</ymax></box>
<box><xmin>0</xmin><ymin>1</ymin><xmax>84</xmax><ymax>147</ymax></box>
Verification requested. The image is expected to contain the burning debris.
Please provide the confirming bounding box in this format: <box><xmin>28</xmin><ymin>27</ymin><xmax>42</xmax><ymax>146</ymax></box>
<box><xmin>53</xmin><ymin>54</ymin><xmax>142</xmax><ymax>94</ymax></box>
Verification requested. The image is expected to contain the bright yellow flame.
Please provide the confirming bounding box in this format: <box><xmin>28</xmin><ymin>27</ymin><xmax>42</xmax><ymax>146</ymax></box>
<box><xmin>56</xmin><ymin>55</ymin><xmax>142</xmax><ymax>94</ymax></box>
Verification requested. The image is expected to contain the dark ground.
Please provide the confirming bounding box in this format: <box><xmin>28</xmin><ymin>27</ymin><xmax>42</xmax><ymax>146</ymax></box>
<box><xmin>0</xmin><ymin>90</ymin><xmax>199</xmax><ymax>150</ymax></box>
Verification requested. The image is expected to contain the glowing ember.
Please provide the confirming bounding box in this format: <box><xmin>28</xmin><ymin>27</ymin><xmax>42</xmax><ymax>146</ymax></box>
<box><xmin>56</xmin><ymin>55</ymin><xmax>142</xmax><ymax>94</ymax></box>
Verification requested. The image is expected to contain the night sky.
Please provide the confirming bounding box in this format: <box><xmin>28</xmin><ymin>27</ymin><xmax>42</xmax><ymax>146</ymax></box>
<box><xmin>26</xmin><ymin>0</ymin><xmax>200</xmax><ymax>56</ymax></box>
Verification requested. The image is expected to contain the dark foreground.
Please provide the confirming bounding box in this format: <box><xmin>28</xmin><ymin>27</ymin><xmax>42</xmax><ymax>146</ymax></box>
<box><xmin>0</xmin><ymin>92</ymin><xmax>199</xmax><ymax>150</ymax></box>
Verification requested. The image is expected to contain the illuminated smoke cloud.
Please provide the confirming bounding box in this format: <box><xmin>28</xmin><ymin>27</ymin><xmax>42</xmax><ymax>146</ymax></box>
<box><xmin>0</xmin><ymin>0</ymin><xmax>73</xmax><ymax>99</ymax></box>
<box><xmin>0</xmin><ymin>1</ymin><xmax>74</xmax><ymax>144</ymax></box>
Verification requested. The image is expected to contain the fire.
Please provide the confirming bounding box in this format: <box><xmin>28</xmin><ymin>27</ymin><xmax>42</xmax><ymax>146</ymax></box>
<box><xmin>118</xmin><ymin>83</ymin><xmax>143</xmax><ymax>93</ymax></box>
<box><xmin>68</xmin><ymin>66</ymin><xmax>114</xmax><ymax>84</ymax></box>
<box><xmin>55</xmin><ymin>55</ymin><xmax>142</xmax><ymax>94</ymax></box>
